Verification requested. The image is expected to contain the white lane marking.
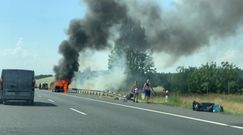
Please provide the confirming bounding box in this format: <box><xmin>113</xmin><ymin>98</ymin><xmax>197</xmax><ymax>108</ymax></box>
<box><xmin>47</xmin><ymin>99</ymin><xmax>55</xmax><ymax>103</ymax></box>
<box><xmin>54</xmin><ymin>93</ymin><xmax>243</xmax><ymax>130</ymax></box>
<box><xmin>37</xmin><ymin>95</ymin><xmax>42</xmax><ymax>98</ymax></box>
<box><xmin>69</xmin><ymin>108</ymin><xmax>87</xmax><ymax>116</ymax></box>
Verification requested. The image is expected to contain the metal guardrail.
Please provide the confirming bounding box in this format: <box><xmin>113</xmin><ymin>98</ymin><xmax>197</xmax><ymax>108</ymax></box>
<box><xmin>68</xmin><ymin>88</ymin><xmax>122</xmax><ymax>97</ymax></box>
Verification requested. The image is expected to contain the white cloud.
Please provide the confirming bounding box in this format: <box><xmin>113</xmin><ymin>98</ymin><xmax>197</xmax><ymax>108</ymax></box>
<box><xmin>0</xmin><ymin>38</ymin><xmax>36</xmax><ymax>58</ymax></box>
<box><xmin>0</xmin><ymin>38</ymin><xmax>38</xmax><ymax>72</ymax></box>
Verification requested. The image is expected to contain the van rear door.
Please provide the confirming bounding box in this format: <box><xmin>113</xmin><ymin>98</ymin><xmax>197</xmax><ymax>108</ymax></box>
<box><xmin>2</xmin><ymin>69</ymin><xmax>34</xmax><ymax>101</ymax></box>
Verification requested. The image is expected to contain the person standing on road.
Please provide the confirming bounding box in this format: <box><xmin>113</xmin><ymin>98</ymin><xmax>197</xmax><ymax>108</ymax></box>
<box><xmin>133</xmin><ymin>81</ymin><xmax>139</xmax><ymax>103</ymax></box>
<box><xmin>143</xmin><ymin>79</ymin><xmax>153</xmax><ymax>104</ymax></box>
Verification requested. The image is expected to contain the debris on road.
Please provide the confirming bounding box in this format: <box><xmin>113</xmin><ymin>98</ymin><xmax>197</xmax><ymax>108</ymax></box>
<box><xmin>192</xmin><ymin>101</ymin><xmax>224</xmax><ymax>112</ymax></box>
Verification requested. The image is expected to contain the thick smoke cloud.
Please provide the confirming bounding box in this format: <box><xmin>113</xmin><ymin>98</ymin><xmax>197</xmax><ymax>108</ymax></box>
<box><xmin>54</xmin><ymin>0</ymin><xmax>128</xmax><ymax>81</ymax></box>
<box><xmin>125</xmin><ymin>0</ymin><xmax>243</xmax><ymax>57</ymax></box>
<box><xmin>54</xmin><ymin>0</ymin><xmax>243</xmax><ymax>82</ymax></box>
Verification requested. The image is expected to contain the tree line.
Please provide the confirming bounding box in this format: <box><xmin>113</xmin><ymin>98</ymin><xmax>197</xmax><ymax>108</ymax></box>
<box><xmin>152</xmin><ymin>62</ymin><xmax>243</xmax><ymax>94</ymax></box>
<box><xmin>35</xmin><ymin>74</ymin><xmax>53</xmax><ymax>80</ymax></box>
<box><xmin>108</xmin><ymin>48</ymin><xmax>243</xmax><ymax>94</ymax></box>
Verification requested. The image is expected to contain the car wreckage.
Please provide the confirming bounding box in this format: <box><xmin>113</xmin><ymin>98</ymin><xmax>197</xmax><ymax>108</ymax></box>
<box><xmin>192</xmin><ymin>101</ymin><xmax>224</xmax><ymax>112</ymax></box>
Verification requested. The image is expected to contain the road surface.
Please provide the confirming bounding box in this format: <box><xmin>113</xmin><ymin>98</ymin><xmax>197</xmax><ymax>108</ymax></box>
<box><xmin>0</xmin><ymin>90</ymin><xmax>242</xmax><ymax>135</ymax></box>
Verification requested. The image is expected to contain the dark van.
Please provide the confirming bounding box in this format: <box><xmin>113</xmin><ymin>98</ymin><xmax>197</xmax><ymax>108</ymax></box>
<box><xmin>0</xmin><ymin>69</ymin><xmax>35</xmax><ymax>104</ymax></box>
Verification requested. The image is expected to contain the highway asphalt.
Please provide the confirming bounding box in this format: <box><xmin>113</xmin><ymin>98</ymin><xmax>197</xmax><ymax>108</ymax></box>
<box><xmin>0</xmin><ymin>89</ymin><xmax>242</xmax><ymax>135</ymax></box>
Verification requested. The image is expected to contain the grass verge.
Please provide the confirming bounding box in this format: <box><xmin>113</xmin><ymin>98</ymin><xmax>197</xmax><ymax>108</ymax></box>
<box><xmin>149</xmin><ymin>93</ymin><xmax>243</xmax><ymax>116</ymax></box>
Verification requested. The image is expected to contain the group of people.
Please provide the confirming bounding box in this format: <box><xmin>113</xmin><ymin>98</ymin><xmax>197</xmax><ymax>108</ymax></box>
<box><xmin>129</xmin><ymin>79</ymin><xmax>154</xmax><ymax>104</ymax></box>
<box><xmin>129</xmin><ymin>79</ymin><xmax>169</xmax><ymax>104</ymax></box>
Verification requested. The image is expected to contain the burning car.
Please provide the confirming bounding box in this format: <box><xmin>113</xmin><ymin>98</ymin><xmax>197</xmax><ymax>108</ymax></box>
<box><xmin>51</xmin><ymin>80</ymin><xmax>70</xmax><ymax>93</ymax></box>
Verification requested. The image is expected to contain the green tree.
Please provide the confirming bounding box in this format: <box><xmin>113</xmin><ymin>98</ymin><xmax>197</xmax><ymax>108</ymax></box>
<box><xmin>186</xmin><ymin>62</ymin><xmax>240</xmax><ymax>94</ymax></box>
<box><xmin>108</xmin><ymin>18</ymin><xmax>157</xmax><ymax>88</ymax></box>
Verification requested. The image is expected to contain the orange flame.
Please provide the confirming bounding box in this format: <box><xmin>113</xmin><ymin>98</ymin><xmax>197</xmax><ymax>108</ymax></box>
<box><xmin>52</xmin><ymin>80</ymin><xmax>70</xmax><ymax>93</ymax></box>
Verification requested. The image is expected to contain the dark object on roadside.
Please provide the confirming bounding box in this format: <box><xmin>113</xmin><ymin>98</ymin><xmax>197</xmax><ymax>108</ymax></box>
<box><xmin>192</xmin><ymin>101</ymin><xmax>224</xmax><ymax>112</ymax></box>
<box><xmin>0</xmin><ymin>69</ymin><xmax>35</xmax><ymax>105</ymax></box>
<box><xmin>114</xmin><ymin>97</ymin><xmax>119</xmax><ymax>100</ymax></box>
<box><xmin>126</xmin><ymin>93</ymin><xmax>134</xmax><ymax>101</ymax></box>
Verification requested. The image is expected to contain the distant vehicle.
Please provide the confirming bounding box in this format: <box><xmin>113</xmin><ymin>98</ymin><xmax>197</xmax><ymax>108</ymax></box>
<box><xmin>192</xmin><ymin>101</ymin><xmax>224</xmax><ymax>112</ymax></box>
<box><xmin>0</xmin><ymin>69</ymin><xmax>35</xmax><ymax>105</ymax></box>
<box><xmin>39</xmin><ymin>83</ymin><xmax>48</xmax><ymax>90</ymax></box>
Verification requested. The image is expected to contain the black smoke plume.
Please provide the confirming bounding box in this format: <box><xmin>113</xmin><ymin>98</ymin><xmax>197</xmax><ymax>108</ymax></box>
<box><xmin>54</xmin><ymin>0</ymin><xmax>128</xmax><ymax>81</ymax></box>
<box><xmin>54</xmin><ymin>0</ymin><xmax>243</xmax><ymax>82</ymax></box>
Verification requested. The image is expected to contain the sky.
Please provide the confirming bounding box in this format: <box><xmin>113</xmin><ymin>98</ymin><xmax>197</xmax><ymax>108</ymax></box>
<box><xmin>0</xmin><ymin>0</ymin><xmax>243</xmax><ymax>75</ymax></box>
<box><xmin>0</xmin><ymin>0</ymin><xmax>86</xmax><ymax>74</ymax></box>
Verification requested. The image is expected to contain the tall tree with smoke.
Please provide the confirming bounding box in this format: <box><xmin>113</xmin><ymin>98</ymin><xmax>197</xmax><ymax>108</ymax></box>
<box><xmin>108</xmin><ymin>47</ymin><xmax>156</xmax><ymax>87</ymax></box>
<box><xmin>108</xmin><ymin>18</ymin><xmax>156</xmax><ymax>86</ymax></box>
<box><xmin>126</xmin><ymin>50</ymin><xmax>156</xmax><ymax>85</ymax></box>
